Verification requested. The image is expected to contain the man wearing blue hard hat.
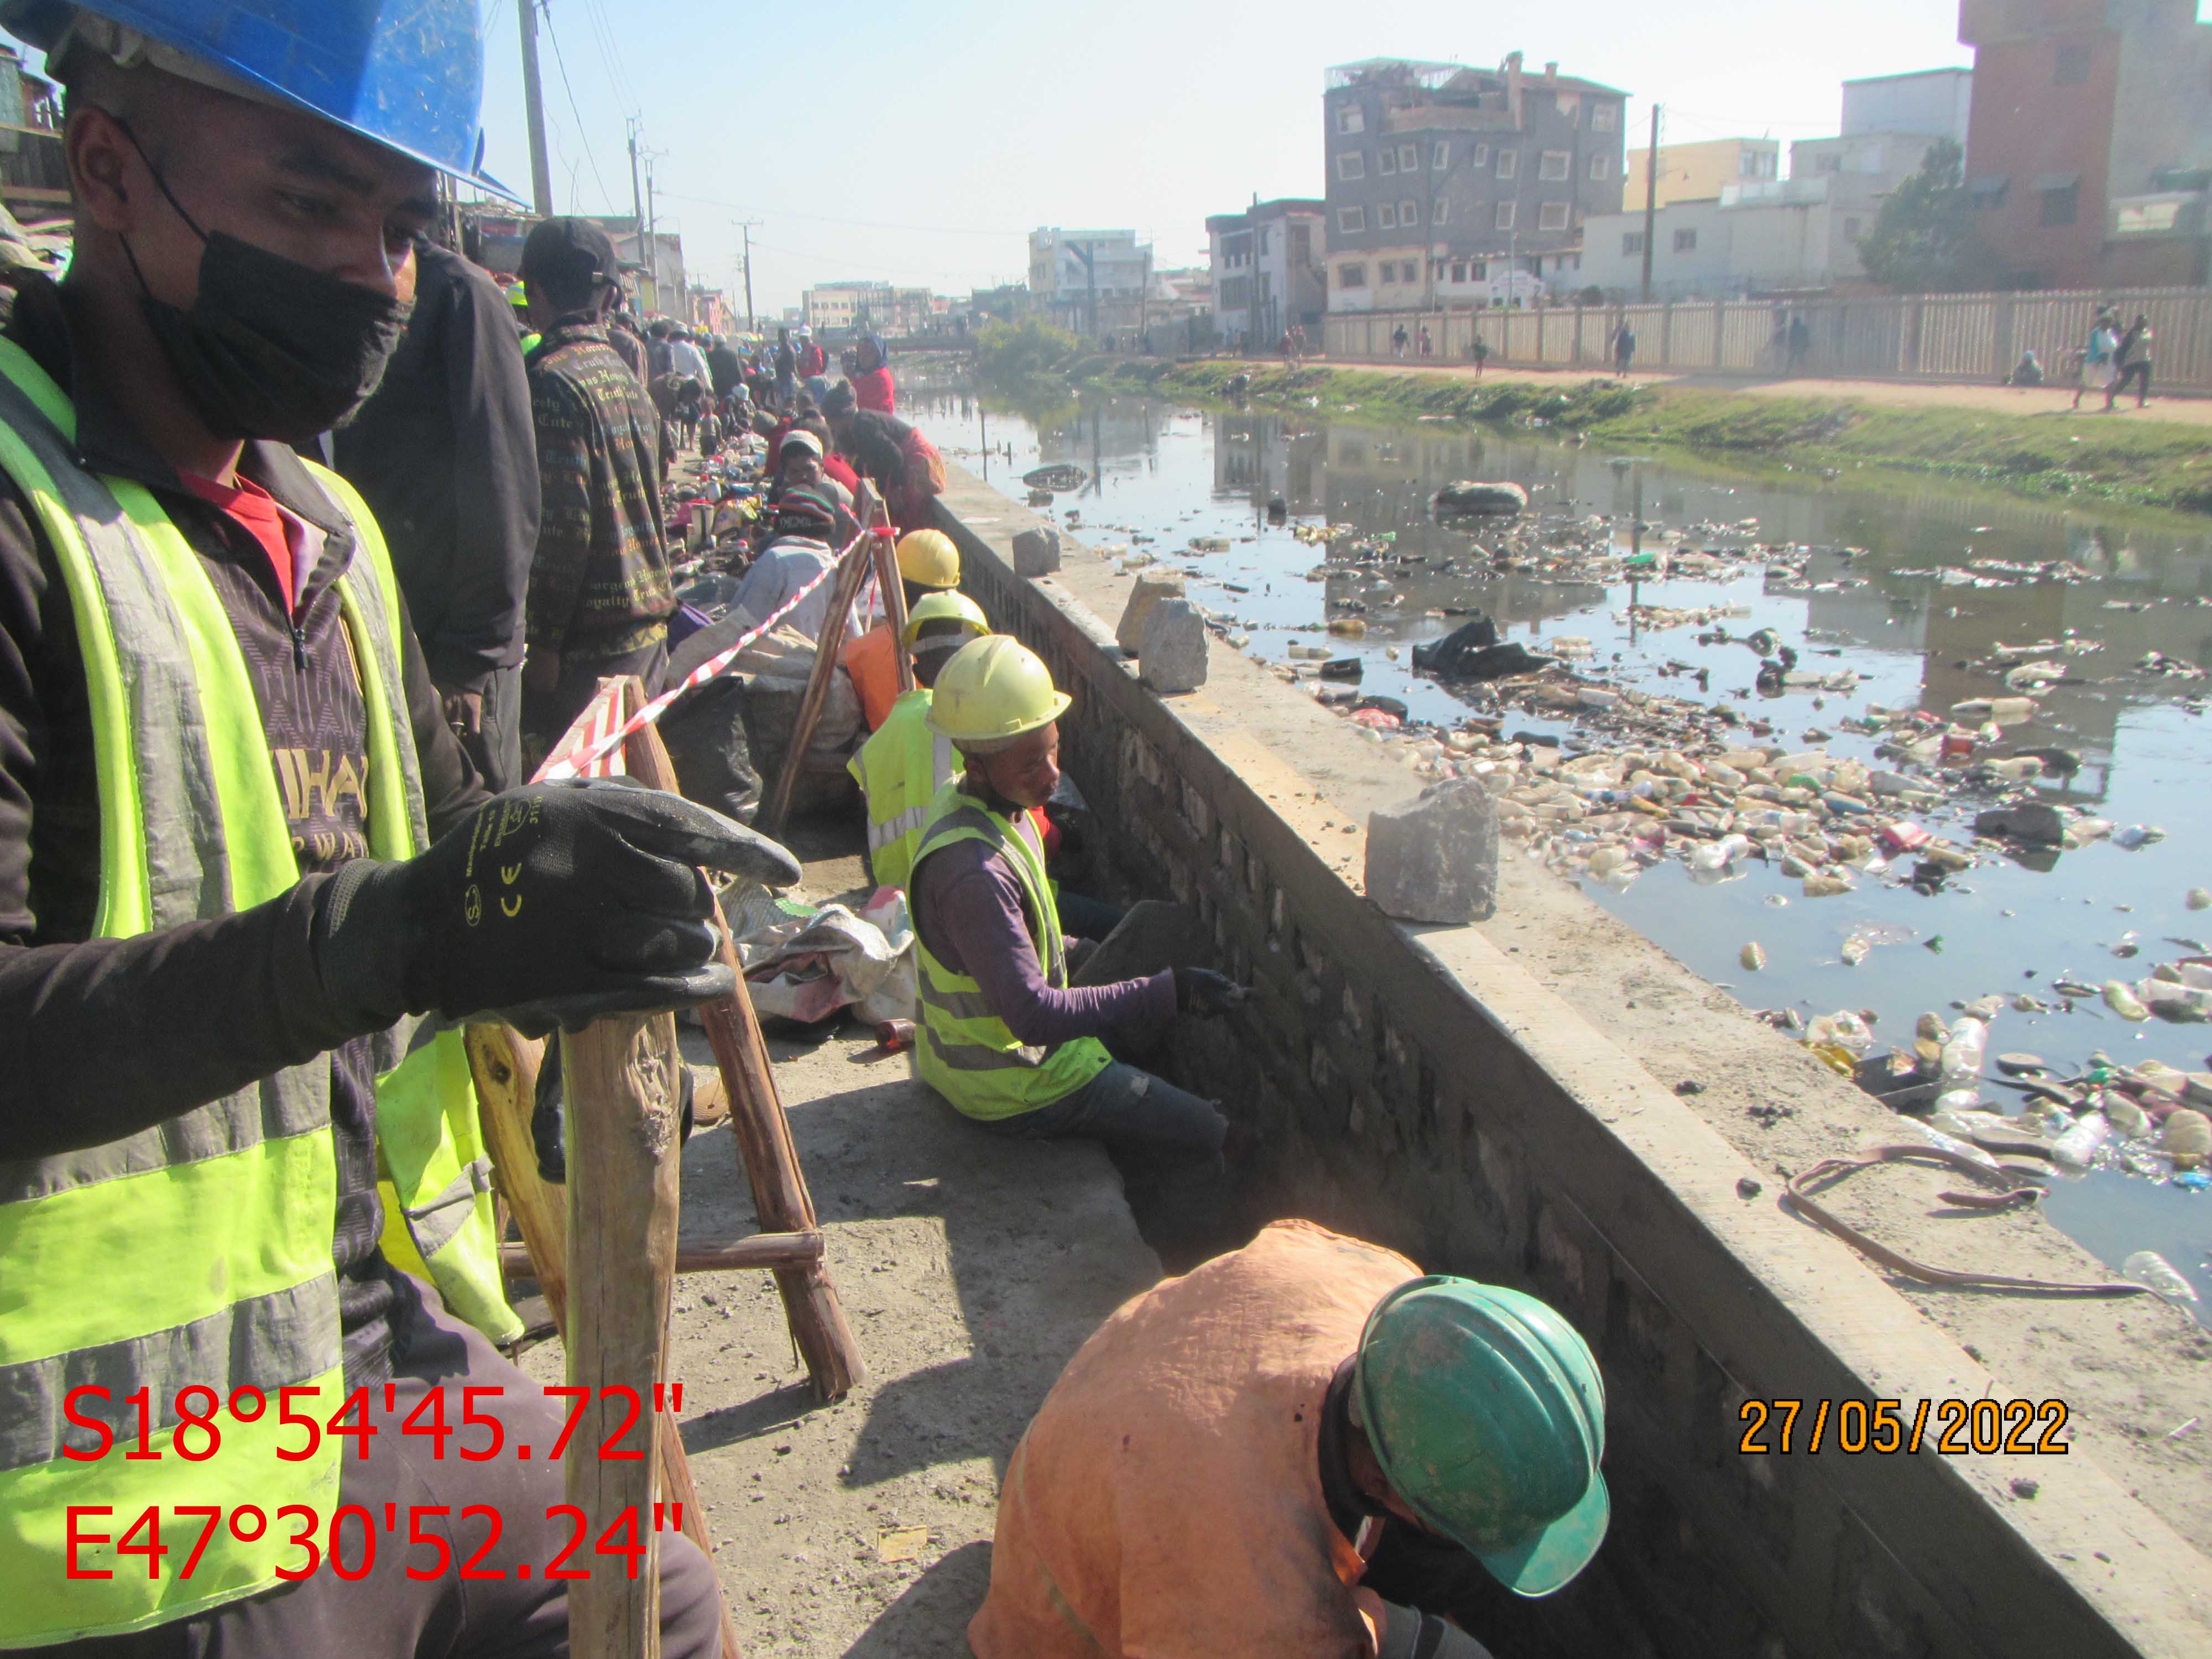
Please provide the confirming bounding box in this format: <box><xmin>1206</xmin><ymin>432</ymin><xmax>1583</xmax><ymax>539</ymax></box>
<box><xmin>0</xmin><ymin>3</ymin><xmax>774</xmax><ymax>1651</ymax></box>
<box><xmin>971</xmin><ymin>1220</ymin><xmax>1610</xmax><ymax>1659</ymax></box>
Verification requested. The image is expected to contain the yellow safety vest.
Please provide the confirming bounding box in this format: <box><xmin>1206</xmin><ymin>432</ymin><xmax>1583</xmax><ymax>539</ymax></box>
<box><xmin>848</xmin><ymin>687</ymin><xmax>956</xmax><ymax>891</ymax></box>
<box><xmin>0</xmin><ymin>338</ymin><xmax>515</xmax><ymax>1645</ymax></box>
<box><xmin>909</xmin><ymin>783</ymin><xmax>1110</xmax><ymax>1120</ymax></box>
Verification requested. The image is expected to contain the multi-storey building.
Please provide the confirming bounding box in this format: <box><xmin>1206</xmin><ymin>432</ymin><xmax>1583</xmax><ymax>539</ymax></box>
<box><xmin>1958</xmin><ymin>0</ymin><xmax>2212</xmax><ymax>288</ymax></box>
<box><xmin>1206</xmin><ymin>197</ymin><xmax>1327</xmax><ymax>344</ymax></box>
<box><xmin>1322</xmin><ymin>54</ymin><xmax>1627</xmax><ymax>314</ymax></box>
<box><xmin>1028</xmin><ymin>228</ymin><xmax>1154</xmax><ymax>337</ymax></box>
<box><xmin>801</xmin><ymin>281</ymin><xmax>895</xmax><ymax>333</ymax></box>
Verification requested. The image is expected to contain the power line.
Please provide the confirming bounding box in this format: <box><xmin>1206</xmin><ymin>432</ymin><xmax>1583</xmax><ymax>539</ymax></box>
<box><xmin>576</xmin><ymin>0</ymin><xmax>641</xmax><ymax>119</ymax></box>
<box><xmin>538</xmin><ymin>3</ymin><xmax>614</xmax><ymax>210</ymax></box>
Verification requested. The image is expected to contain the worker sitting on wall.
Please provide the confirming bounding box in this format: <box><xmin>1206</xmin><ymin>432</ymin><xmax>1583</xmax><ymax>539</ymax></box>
<box><xmin>969</xmin><ymin>1219</ymin><xmax>1610</xmax><ymax>1659</ymax></box>
<box><xmin>844</xmin><ymin>526</ymin><xmax>962</xmax><ymax>731</ymax></box>
<box><xmin>907</xmin><ymin>635</ymin><xmax>1245</xmax><ymax>1158</ymax></box>
<box><xmin>849</xmin><ymin>590</ymin><xmax>990</xmax><ymax>891</ymax></box>
<box><xmin>0</xmin><ymin>3</ymin><xmax>789</xmax><ymax>1650</ymax></box>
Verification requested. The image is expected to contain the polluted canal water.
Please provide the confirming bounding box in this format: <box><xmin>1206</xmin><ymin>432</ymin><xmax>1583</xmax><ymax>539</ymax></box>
<box><xmin>916</xmin><ymin>380</ymin><xmax>2212</xmax><ymax>1316</ymax></box>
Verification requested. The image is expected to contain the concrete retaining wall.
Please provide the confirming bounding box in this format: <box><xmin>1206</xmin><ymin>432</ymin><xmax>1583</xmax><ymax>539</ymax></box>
<box><xmin>926</xmin><ymin>467</ymin><xmax>2209</xmax><ymax>1659</ymax></box>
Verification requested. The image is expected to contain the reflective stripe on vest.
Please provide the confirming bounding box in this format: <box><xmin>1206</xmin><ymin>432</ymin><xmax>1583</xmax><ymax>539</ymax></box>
<box><xmin>0</xmin><ymin>341</ymin><xmax>509</xmax><ymax>1644</ymax></box>
<box><xmin>909</xmin><ymin>782</ymin><xmax>1110</xmax><ymax>1121</ymax></box>
<box><xmin>848</xmin><ymin>688</ymin><xmax>955</xmax><ymax>893</ymax></box>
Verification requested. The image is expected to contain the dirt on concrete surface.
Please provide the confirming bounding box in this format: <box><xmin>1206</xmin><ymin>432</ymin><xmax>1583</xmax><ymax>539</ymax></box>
<box><xmin>1005</xmin><ymin>485</ymin><xmax>2212</xmax><ymax>1557</ymax></box>
<box><xmin>516</xmin><ymin>855</ymin><xmax>1160</xmax><ymax>1658</ymax></box>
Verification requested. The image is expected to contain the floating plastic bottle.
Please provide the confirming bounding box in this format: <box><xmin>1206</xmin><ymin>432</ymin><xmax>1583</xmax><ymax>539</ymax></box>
<box><xmin>1933</xmin><ymin>1086</ymin><xmax>1984</xmax><ymax>1116</ymax></box>
<box><xmin>2120</xmin><ymin>1251</ymin><xmax>2199</xmax><ymax>1304</ymax></box>
<box><xmin>2049</xmin><ymin>1114</ymin><xmax>2112</xmax><ymax>1169</ymax></box>
<box><xmin>1939</xmin><ymin>1017</ymin><xmax>1987</xmax><ymax>1084</ymax></box>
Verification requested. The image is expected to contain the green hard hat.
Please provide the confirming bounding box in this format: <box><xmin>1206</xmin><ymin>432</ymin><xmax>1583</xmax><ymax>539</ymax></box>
<box><xmin>1354</xmin><ymin>1276</ymin><xmax>1609</xmax><ymax>1598</ymax></box>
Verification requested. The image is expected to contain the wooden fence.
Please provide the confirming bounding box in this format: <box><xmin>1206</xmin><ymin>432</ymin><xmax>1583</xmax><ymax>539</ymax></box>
<box><xmin>1321</xmin><ymin>286</ymin><xmax>2212</xmax><ymax>394</ymax></box>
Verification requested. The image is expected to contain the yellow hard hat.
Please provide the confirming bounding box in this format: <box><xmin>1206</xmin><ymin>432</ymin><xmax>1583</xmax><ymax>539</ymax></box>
<box><xmin>895</xmin><ymin>528</ymin><xmax>961</xmax><ymax>589</ymax></box>
<box><xmin>901</xmin><ymin>590</ymin><xmax>989</xmax><ymax>651</ymax></box>
<box><xmin>926</xmin><ymin>636</ymin><xmax>1071</xmax><ymax>745</ymax></box>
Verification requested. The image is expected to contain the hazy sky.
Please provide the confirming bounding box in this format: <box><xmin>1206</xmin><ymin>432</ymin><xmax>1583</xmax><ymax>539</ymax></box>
<box><xmin>20</xmin><ymin>1</ymin><xmax>1973</xmax><ymax>315</ymax></box>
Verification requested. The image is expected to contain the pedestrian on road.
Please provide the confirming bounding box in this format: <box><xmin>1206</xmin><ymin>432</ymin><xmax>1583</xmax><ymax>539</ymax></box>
<box><xmin>1472</xmin><ymin>332</ymin><xmax>1490</xmax><ymax>377</ymax></box>
<box><xmin>2106</xmin><ymin>312</ymin><xmax>2153</xmax><ymax>410</ymax></box>
<box><xmin>1418</xmin><ymin>322</ymin><xmax>1433</xmax><ymax>358</ymax></box>
<box><xmin>706</xmin><ymin>329</ymin><xmax>744</xmax><ymax>398</ymax></box>
<box><xmin>1787</xmin><ymin>314</ymin><xmax>1811</xmax><ymax>374</ymax></box>
<box><xmin>1391</xmin><ymin>323</ymin><xmax>1409</xmax><ymax>359</ymax></box>
<box><xmin>2076</xmin><ymin>309</ymin><xmax>2118</xmax><ymax>410</ymax></box>
<box><xmin>519</xmin><ymin>217</ymin><xmax>676</xmax><ymax>752</ymax></box>
<box><xmin>773</xmin><ymin>325</ymin><xmax>797</xmax><ymax>409</ymax></box>
<box><xmin>0</xmin><ymin>5</ymin><xmax>754</xmax><ymax>1652</ymax></box>
<box><xmin>335</xmin><ymin>238</ymin><xmax>540</xmax><ymax>791</ymax></box>
<box><xmin>1611</xmin><ymin>321</ymin><xmax>1636</xmax><ymax>378</ymax></box>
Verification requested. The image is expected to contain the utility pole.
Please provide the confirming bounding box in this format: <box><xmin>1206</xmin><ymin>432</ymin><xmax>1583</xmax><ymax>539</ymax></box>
<box><xmin>732</xmin><ymin>220</ymin><xmax>760</xmax><ymax>332</ymax></box>
<box><xmin>1639</xmin><ymin>102</ymin><xmax>1660</xmax><ymax>305</ymax></box>
<box><xmin>515</xmin><ymin>0</ymin><xmax>553</xmax><ymax>216</ymax></box>
<box><xmin>643</xmin><ymin>164</ymin><xmax>660</xmax><ymax>314</ymax></box>
<box><xmin>1065</xmin><ymin>239</ymin><xmax>1098</xmax><ymax>340</ymax></box>
<box><xmin>626</xmin><ymin>119</ymin><xmax>655</xmax><ymax>314</ymax></box>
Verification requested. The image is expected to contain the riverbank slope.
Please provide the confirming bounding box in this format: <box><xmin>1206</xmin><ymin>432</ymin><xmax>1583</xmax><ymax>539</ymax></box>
<box><xmin>1047</xmin><ymin>356</ymin><xmax>2212</xmax><ymax>518</ymax></box>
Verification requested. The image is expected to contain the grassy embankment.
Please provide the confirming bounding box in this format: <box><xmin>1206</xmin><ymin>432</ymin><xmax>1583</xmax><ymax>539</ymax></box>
<box><xmin>970</xmin><ymin>321</ymin><xmax>2212</xmax><ymax>517</ymax></box>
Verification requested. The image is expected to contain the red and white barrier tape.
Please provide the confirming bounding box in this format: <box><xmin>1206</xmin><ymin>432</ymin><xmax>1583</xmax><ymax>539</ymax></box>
<box><xmin>534</xmin><ymin>525</ymin><xmax>878</xmax><ymax>782</ymax></box>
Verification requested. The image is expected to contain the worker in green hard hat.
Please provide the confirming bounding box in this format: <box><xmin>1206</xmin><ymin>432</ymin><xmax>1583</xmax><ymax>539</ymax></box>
<box><xmin>969</xmin><ymin>1219</ymin><xmax>1609</xmax><ymax>1659</ymax></box>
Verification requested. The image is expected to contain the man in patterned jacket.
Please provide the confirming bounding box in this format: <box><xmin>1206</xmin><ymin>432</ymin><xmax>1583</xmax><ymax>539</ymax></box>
<box><xmin>518</xmin><ymin>216</ymin><xmax>675</xmax><ymax>750</ymax></box>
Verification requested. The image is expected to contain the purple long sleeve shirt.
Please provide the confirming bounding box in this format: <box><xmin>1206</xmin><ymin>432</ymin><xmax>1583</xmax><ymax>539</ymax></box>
<box><xmin>912</xmin><ymin>839</ymin><xmax>1175</xmax><ymax>1045</ymax></box>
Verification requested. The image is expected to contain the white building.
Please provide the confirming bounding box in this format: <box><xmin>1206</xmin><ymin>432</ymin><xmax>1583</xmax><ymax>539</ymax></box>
<box><xmin>1839</xmin><ymin>67</ymin><xmax>1971</xmax><ymax>144</ymax></box>
<box><xmin>1206</xmin><ymin>198</ymin><xmax>1327</xmax><ymax>345</ymax></box>
<box><xmin>1579</xmin><ymin>178</ymin><xmax>1856</xmax><ymax>300</ymax></box>
<box><xmin>1029</xmin><ymin>228</ymin><xmax>1154</xmax><ymax>337</ymax></box>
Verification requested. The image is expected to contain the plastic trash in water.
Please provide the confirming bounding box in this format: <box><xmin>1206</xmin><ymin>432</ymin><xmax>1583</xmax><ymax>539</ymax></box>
<box><xmin>1806</xmin><ymin>1010</ymin><xmax>1875</xmax><ymax>1057</ymax></box>
<box><xmin>2188</xmin><ymin>888</ymin><xmax>2211</xmax><ymax>911</ymax></box>
<box><xmin>1919</xmin><ymin>1124</ymin><xmax>2001</xmax><ymax>1172</ymax></box>
<box><xmin>2103</xmin><ymin>981</ymin><xmax>2150</xmax><ymax>1022</ymax></box>
<box><xmin>1740</xmin><ymin>942</ymin><xmax>1766</xmax><ymax>972</ymax></box>
<box><xmin>2120</xmin><ymin>1250</ymin><xmax>2199</xmax><ymax>1303</ymax></box>
<box><xmin>2050</xmin><ymin>1114</ymin><xmax>2112</xmax><ymax>1169</ymax></box>
<box><xmin>1939</xmin><ymin>1017</ymin><xmax>1987</xmax><ymax>1084</ymax></box>
<box><xmin>1933</xmin><ymin>1086</ymin><xmax>1984</xmax><ymax>1116</ymax></box>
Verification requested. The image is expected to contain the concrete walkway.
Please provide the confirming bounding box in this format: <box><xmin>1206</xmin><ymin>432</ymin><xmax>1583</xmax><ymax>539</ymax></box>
<box><xmin>1292</xmin><ymin>356</ymin><xmax>2212</xmax><ymax>424</ymax></box>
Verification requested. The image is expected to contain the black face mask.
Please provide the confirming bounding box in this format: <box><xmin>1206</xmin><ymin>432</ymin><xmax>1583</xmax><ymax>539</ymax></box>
<box><xmin>111</xmin><ymin>116</ymin><xmax>413</xmax><ymax>442</ymax></box>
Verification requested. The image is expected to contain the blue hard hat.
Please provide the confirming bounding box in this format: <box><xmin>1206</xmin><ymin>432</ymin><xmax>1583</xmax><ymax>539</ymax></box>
<box><xmin>4</xmin><ymin>1</ymin><xmax>492</xmax><ymax>184</ymax></box>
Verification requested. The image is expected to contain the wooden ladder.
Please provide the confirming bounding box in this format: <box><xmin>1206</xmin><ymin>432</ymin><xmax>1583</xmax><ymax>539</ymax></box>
<box><xmin>468</xmin><ymin>676</ymin><xmax>865</xmax><ymax>1659</ymax></box>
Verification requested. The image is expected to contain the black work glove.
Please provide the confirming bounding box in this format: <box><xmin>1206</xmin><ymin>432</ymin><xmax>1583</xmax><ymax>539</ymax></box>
<box><xmin>1172</xmin><ymin>966</ymin><xmax>1249</xmax><ymax>1017</ymax></box>
<box><xmin>317</xmin><ymin>779</ymin><xmax>801</xmax><ymax>1037</ymax></box>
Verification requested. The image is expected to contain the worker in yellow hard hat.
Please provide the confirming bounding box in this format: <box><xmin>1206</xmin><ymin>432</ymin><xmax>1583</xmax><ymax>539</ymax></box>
<box><xmin>847</xmin><ymin>591</ymin><xmax>990</xmax><ymax>891</ymax></box>
<box><xmin>907</xmin><ymin>635</ymin><xmax>1248</xmax><ymax>1156</ymax></box>
<box><xmin>843</xmin><ymin>526</ymin><xmax>962</xmax><ymax>731</ymax></box>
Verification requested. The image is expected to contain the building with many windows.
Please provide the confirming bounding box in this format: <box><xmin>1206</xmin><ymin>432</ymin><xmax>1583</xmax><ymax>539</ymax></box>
<box><xmin>1206</xmin><ymin>198</ymin><xmax>1327</xmax><ymax>345</ymax></box>
<box><xmin>1322</xmin><ymin>54</ymin><xmax>1627</xmax><ymax>313</ymax></box>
